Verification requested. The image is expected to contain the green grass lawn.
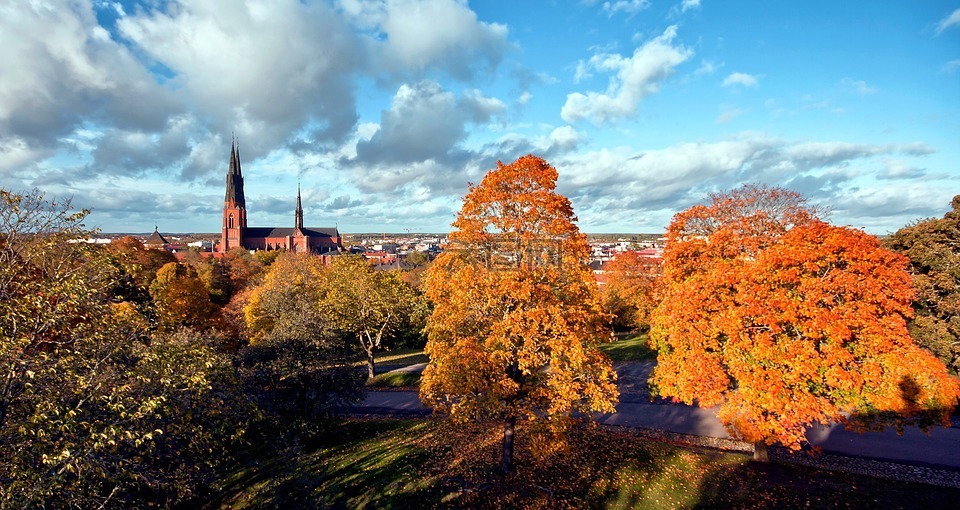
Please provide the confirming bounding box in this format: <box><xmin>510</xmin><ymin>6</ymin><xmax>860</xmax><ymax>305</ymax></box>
<box><xmin>206</xmin><ymin>418</ymin><xmax>960</xmax><ymax>509</ymax></box>
<box><xmin>368</xmin><ymin>371</ymin><xmax>422</xmax><ymax>388</ymax></box>
<box><xmin>599</xmin><ymin>332</ymin><xmax>658</xmax><ymax>362</ymax></box>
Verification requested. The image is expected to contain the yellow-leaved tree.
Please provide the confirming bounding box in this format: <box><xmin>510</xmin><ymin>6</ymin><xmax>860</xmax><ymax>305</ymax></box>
<box><xmin>421</xmin><ymin>155</ymin><xmax>618</xmax><ymax>473</ymax></box>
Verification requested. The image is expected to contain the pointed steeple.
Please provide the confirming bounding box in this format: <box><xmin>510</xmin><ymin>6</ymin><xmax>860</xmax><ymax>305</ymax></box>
<box><xmin>295</xmin><ymin>182</ymin><xmax>304</xmax><ymax>230</ymax></box>
<box><xmin>224</xmin><ymin>136</ymin><xmax>245</xmax><ymax>207</ymax></box>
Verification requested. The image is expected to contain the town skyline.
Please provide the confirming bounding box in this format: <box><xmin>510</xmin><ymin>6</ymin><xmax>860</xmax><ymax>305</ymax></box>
<box><xmin>1</xmin><ymin>1</ymin><xmax>958</xmax><ymax>234</ymax></box>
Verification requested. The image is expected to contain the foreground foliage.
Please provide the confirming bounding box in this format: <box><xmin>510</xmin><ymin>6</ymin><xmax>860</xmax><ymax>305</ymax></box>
<box><xmin>0</xmin><ymin>189</ymin><xmax>257</xmax><ymax>508</ymax></box>
<box><xmin>650</xmin><ymin>185</ymin><xmax>959</xmax><ymax>460</ymax></box>
<box><xmin>421</xmin><ymin>155</ymin><xmax>617</xmax><ymax>472</ymax></box>
<box><xmin>209</xmin><ymin>418</ymin><xmax>960</xmax><ymax>510</ymax></box>
<box><xmin>885</xmin><ymin>195</ymin><xmax>960</xmax><ymax>374</ymax></box>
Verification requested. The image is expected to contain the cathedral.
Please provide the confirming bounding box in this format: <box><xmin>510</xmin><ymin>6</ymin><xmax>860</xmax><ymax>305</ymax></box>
<box><xmin>220</xmin><ymin>141</ymin><xmax>343</xmax><ymax>254</ymax></box>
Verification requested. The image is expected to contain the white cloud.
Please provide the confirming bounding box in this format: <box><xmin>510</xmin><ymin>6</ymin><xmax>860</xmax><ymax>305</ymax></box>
<box><xmin>348</xmin><ymin>81</ymin><xmax>504</xmax><ymax>195</ymax></box>
<box><xmin>118</xmin><ymin>0</ymin><xmax>362</xmax><ymax>155</ymax></box>
<box><xmin>694</xmin><ymin>60</ymin><xmax>717</xmax><ymax>76</ymax></box>
<box><xmin>361</xmin><ymin>0</ymin><xmax>511</xmax><ymax>80</ymax></box>
<box><xmin>680</xmin><ymin>0</ymin><xmax>701</xmax><ymax>13</ymax></box>
<box><xmin>561</xmin><ymin>26</ymin><xmax>692</xmax><ymax>124</ymax></box>
<box><xmin>722</xmin><ymin>72</ymin><xmax>759</xmax><ymax>88</ymax></box>
<box><xmin>574</xmin><ymin>60</ymin><xmax>593</xmax><ymax>83</ymax></box>
<box><xmin>0</xmin><ymin>0</ymin><xmax>179</xmax><ymax>168</ymax></box>
<box><xmin>517</xmin><ymin>91</ymin><xmax>534</xmax><ymax>105</ymax></box>
<box><xmin>548</xmin><ymin>133</ymin><xmax>941</xmax><ymax>231</ymax></box>
<box><xmin>715</xmin><ymin>105</ymin><xmax>749</xmax><ymax>124</ymax></box>
<box><xmin>549</xmin><ymin>126</ymin><xmax>585</xmax><ymax>152</ymax></box>
<box><xmin>943</xmin><ymin>59</ymin><xmax>960</xmax><ymax>73</ymax></box>
<box><xmin>840</xmin><ymin>78</ymin><xmax>878</xmax><ymax>95</ymax></box>
<box><xmin>602</xmin><ymin>1</ymin><xmax>651</xmax><ymax>17</ymax></box>
<box><xmin>935</xmin><ymin>8</ymin><xmax>960</xmax><ymax>35</ymax></box>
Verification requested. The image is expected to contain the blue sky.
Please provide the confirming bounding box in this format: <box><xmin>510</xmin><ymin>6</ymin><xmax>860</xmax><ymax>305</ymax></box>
<box><xmin>1</xmin><ymin>1</ymin><xmax>958</xmax><ymax>234</ymax></box>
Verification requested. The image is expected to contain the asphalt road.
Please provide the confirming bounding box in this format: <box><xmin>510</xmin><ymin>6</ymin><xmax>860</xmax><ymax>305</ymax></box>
<box><xmin>348</xmin><ymin>362</ymin><xmax>960</xmax><ymax>470</ymax></box>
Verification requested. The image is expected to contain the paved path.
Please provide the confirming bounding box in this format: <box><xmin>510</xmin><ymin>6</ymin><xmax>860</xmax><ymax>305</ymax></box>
<box><xmin>349</xmin><ymin>362</ymin><xmax>960</xmax><ymax>470</ymax></box>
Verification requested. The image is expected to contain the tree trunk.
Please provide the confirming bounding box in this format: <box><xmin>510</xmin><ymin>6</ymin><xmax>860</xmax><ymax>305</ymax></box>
<box><xmin>501</xmin><ymin>415</ymin><xmax>516</xmax><ymax>473</ymax></box>
<box><xmin>366</xmin><ymin>350</ymin><xmax>376</xmax><ymax>380</ymax></box>
<box><xmin>753</xmin><ymin>441</ymin><xmax>769</xmax><ymax>462</ymax></box>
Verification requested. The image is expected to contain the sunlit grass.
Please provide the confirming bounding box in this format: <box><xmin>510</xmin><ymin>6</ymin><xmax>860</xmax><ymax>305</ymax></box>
<box><xmin>350</xmin><ymin>348</ymin><xmax>429</xmax><ymax>369</ymax></box>
<box><xmin>210</xmin><ymin>420</ymin><xmax>446</xmax><ymax>509</ymax></box>
<box><xmin>376</xmin><ymin>349</ymin><xmax>429</xmax><ymax>365</ymax></box>
<box><xmin>598</xmin><ymin>332</ymin><xmax>657</xmax><ymax>362</ymax></box>
<box><xmin>368</xmin><ymin>371</ymin><xmax>422</xmax><ymax>388</ymax></box>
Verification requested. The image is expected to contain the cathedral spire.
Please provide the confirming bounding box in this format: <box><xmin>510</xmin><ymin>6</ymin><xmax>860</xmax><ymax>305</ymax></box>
<box><xmin>224</xmin><ymin>137</ymin><xmax>245</xmax><ymax>207</ymax></box>
<box><xmin>295</xmin><ymin>182</ymin><xmax>304</xmax><ymax>230</ymax></box>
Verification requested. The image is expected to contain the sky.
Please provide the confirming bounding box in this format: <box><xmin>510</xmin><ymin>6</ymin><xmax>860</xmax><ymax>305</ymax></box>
<box><xmin>1</xmin><ymin>1</ymin><xmax>958</xmax><ymax>234</ymax></box>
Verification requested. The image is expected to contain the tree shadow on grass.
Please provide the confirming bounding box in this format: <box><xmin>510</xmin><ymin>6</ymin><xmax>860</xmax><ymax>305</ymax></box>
<box><xmin>207</xmin><ymin>419</ymin><xmax>447</xmax><ymax>510</ymax></box>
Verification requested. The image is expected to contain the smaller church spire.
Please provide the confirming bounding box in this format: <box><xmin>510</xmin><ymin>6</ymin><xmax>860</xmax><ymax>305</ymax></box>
<box><xmin>295</xmin><ymin>182</ymin><xmax>304</xmax><ymax>230</ymax></box>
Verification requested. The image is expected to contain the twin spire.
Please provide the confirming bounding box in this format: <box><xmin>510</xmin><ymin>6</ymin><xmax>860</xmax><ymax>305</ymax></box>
<box><xmin>226</xmin><ymin>134</ymin><xmax>306</xmax><ymax>230</ymax></box>
<box><xmin>224</xmin><ymin>135</ymin><xmax>246</xmax><ymax>207</ymax></box>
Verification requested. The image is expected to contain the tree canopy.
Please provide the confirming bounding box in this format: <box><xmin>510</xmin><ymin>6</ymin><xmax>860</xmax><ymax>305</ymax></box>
<box><xmin>421</xmin><ymin>155</ymin><xmax>617</xmax><ymax>472</ymax></box>
<box><xmin>0</xmin><ymin>189</ymin><xmax>254</xmax><ymax>507</ymax></box>
<box><xmin>601</xmin><ymin>250</ymin><xmax>661</xmax><ymax>331</ymax></box>
<box><xmin>884</xmin><ymin>195</ymin><xmax>960</xmax><ymax>373</ymax></box>
<box><xmin>319</xmin><ymin>255</ymin><xmax>426</xmax><ymax>380</ymax></box>
<box><xmin>244</xmin><ymin>252</ymin><xmax>328</xmax><ymax>345</ymax></box>
<box><xmin>650</xmin><ymin>185</ymin><xmax>960</xmax><ymax>461</ymax></box>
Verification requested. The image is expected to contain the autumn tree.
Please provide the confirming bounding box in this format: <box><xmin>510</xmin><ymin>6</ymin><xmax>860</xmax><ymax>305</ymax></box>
<box><xmin>241</xmin><ymin>252</ymin><xmax>363</xmax><ymax>423</ymax></box>
<box><xmin>178</xmin><ymin>249</ymin><xmax>232</xmax><ymax>305</ymax></box>
<box><xmin>421</xmin><ymin>155</ymin><xmax>618</xmax><ymax>473</ymax></box>
<box><xmin>319</xmin><ymin>255</ymin><xmax>427</xmax><ymax>380</ymax></box>
<box><xmin>148</xmin><ymin>262</ymin><xmax>227</xmax><ymax>332</ymax></box>
<box><xmin>650</xmin><ymin>185</ymin><xmax>960</xmax><ymax>461</ymax></box>
<box><xmin>221</xmin><ymin>246</ymin><xmax>263</xmax><ymax>294</ymax></box>
<box><xmin>109</xmin><ymin>235</ymin><xmax>177</xmax><ymax>288</ymax></box>
<box><xmin>602</xmin><ymin>250</ymin><xmax>661</xmax><ymax>331</ymax></box>
<box><xmin>884</xmin><ymin>195</ymin><xmax>960</xmax><ymax>373</ymax></box>
<box><xmin>244</xmin><ymin>252</ymin><xmax>328</xmax><ymax>345</ymax></box>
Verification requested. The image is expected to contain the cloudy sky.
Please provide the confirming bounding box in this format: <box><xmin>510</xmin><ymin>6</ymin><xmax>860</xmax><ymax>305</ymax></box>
<box><xmin>1</xmin><ymin>1</ymin><xmax>958</xmax><ymax>234</ymax></box>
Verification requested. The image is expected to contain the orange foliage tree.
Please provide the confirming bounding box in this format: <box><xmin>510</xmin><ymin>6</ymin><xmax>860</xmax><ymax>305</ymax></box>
<box><xmin>148</xmin><ymin>262</ymin><xmax>226</xmax><ymax>332</ymax></box>
<box><xmin>602</xmin><ymin>250</ymin><xmax>661</xmax><ymax>331</ymax></box>
<box><xmin>421</xmin><ymin>155</ymin><xmax>618</xmax><ymax>473</ymax></box>
<box><xmin>650</xmin><ymin>185</ymin><xmax>960</xmax><ymax>461</ymax></box>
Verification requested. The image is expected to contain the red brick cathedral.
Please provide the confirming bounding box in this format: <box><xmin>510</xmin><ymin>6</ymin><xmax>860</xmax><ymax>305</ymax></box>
<box><xmin>220</xmin><ymin>140</ymin><xmax>343</xmax><ymax>254</ymax></box>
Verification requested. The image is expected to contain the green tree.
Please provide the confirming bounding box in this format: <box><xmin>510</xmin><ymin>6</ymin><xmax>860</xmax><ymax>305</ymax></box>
<box><xmin>651</xmin><ymin>185</ymin><xmax>959</xmax><ymax>461</ymax></box>
<box><xmin>420</xmin><ymin>155</ymin><xmax>618</xmax><ymax>472</ymax></box>
<box><xmin>885</xmin><ymin>195</ymin><xmax>960</xmax><ymax>373</ymax></box>
<box><xmin>244</xmin><ymin>252</ymin><xmax>328</xmax><ymax>344</ymax></box>
<box><xmin>241</xmin><ymin>253</ymin><xmax>365</xmax><ymax>423</ymax></box>
<box><xmin>0</xmin><ymin>189</ymin><xmax>254</xmax><ymax>507</ymax></box>
<box><xmin>320</xmin><ymin>255</ymin><xmax>426</xmax><ymax>380</ymax></box>
<box><xmin>238</xmin><ymin>334</ymin><xmax>363</xmax><ymax>422</ymax></box>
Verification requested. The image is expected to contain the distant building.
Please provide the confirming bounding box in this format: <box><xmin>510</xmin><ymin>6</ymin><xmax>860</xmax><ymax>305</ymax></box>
<box><xmin>144</xmin><ymin>227</ymin><xmax>171</xmax><ymax>250</ymax></box>
<box><xmin>220</xmin><ymin>140</ymin><xmax>343</xmax><ymax>254</ymax></box>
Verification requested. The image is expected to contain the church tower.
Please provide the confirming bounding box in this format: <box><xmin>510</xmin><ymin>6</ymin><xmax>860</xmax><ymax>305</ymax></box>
<box><xmin>221</xmin><ymin>139</ymin><xmax>247</xmax><ymax>252</ymax></box>
<box><xmin>295</xmin><ymin>183</ymin><xmax>304</xmax><ymax>231</ymax></box>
